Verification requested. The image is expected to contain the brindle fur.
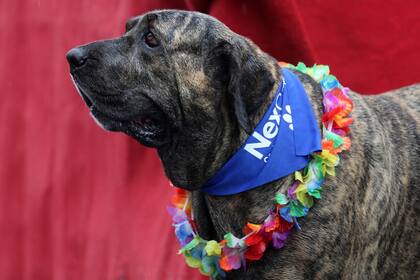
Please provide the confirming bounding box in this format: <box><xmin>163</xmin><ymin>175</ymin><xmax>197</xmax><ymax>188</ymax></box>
<box><xmin>67</xmin><ymin>10</ymin><xmax>419</xmax><ymax>279</ymax></box>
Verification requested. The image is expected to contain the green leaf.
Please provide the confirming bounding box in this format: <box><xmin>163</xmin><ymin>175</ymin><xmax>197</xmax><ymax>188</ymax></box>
<box><xmin>312</xmin><ymin>65</ymin><xmax>330</xmax><ymax>81</ymax></box>
<box><xmin>326</xmin><ymin>131</ymin><xmax>344</xmax><ymax>148</ymax></box>
<box><xmin>296</xmin><ymin>191</ymin><xmax>314</xmax><ymax>208</ymax></box>
<box><xmin>275</xmin><ymin>193</ymin><xmax>289</xmax><ymax>205</ymax></box>
<box><xmin>199</xmin><ymin>256</ymin><xmax>212</xmax><ymax>276</ymax></box>
<box><xmin>224</xmin><ymin>232</ymin><xmax>244</xmax><ymax>248</ymax></box>
<box><xmin>180</xmin><ymin>236</ymin><xmax>200</xmax><ymax>253</ymax></box>
<box><xmin>308</xmin><ymin>189</ymin><xmax>322</xmax><ymax>199</ymax></box>
<box><xmin>289</xmin><ymin>201</ymin><xmax>306</xmax><ymax>217</ymax></box>
<box><xmin>184</xmin><ymin>254</ymin><xmax>202</xmax><ymax>268</ymax></box>
<box><xmin>294</xmin><ymin>171</ymin><xmax>303</xmax><ymax>182</ymax></box>
<box><xmin>296</xmin><ymin>62</ymin><xmax>307</xmax><ymax>72</ymax></box>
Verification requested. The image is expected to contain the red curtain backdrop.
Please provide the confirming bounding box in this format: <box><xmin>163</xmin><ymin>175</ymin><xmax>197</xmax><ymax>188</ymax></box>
<box><xmin>1</xmin><ymin>0</ymin><xmax>419</xmax><ymax>279</ymax></box>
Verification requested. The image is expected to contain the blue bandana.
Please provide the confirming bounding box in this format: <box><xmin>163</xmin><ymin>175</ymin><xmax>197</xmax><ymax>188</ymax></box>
<box><xmin>202</xmin><ymin>68</ymin><xmax>322</xmax><ymax>196</ymax></box>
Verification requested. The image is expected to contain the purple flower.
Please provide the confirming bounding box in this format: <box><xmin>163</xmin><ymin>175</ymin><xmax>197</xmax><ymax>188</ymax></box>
<box><xmin>272</xmin><ymin>231</ymin><xmax>289</xmax><ymax>249</ymax></box>
<box><xmin>167</xmin><ymin>206</ymin><xmax>188</xmax><ymax>224</ymax></box>
<box><xmin>287</xmin><ymin>181</ymin><xmax>299</xmax><ymax>200</ymax></box>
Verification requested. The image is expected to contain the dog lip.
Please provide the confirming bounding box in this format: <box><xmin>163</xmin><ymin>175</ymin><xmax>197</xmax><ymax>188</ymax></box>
<box><xmin>90</xmin><ymin>109</ymin><xmax>168</xmax><ymax>147</ymax></box>
<box><xmin>70</xmin><ymin>75</ymin><xmax>94</xmax><ymax>108</ymax></box>
<box><xmin>69</xmin><ymin>74</ymin><xmax>168</xmax><ymax>147</ymax></box>
<box><xmin>79</xmin><ymin>88</ymin><xmax>94</xmax><ymax>108</ymax></box>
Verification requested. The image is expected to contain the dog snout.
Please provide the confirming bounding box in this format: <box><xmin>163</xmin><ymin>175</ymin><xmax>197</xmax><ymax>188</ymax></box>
<box><xmin>66</xmin><ymin>47</ymin><xmax>87</xmax><ymax>68</ymax></box>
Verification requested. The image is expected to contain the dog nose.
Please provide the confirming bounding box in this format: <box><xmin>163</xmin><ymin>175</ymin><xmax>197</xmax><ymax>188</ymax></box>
<box><xmin>66</xmin><ymin>47</ymin><xmax>87</xmax><ymax>67</ymax></box>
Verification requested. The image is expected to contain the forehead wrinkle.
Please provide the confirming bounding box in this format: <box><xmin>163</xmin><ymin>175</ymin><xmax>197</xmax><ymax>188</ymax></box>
<box><xmin>133</xmin><ymin>14</ymin><xmax>152</xmax><ymax>32</ymax></box>
<box><xmin>162</xmin><ymin>15</ymin><xmax>206</xmax><ymax>47</ymax></box>
<box><xmin>153</xmin><ymin>12</ymin><xmax>187</xmax><ymax>44</ymax></box>
<box><xmin>152</xmin><ymin>26</ymin><xmax>186</xmax><ymax>128</ymax></box>
<box><xmin>146</xmin><ymin>11</ymin><xmax>222</xmax><ymax>126</ymax></box>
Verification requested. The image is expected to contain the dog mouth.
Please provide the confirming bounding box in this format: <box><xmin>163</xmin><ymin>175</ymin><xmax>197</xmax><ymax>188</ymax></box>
<box><xmin>79</xmin><ymin>88</ymin><xmax>94</xmax><ymax>108</ymax></box>
<box><xmin>71</xmin><ymin>75</ymin><xmax>95</xmax><ymax>109</ymax></box>
<box><xmin>71</xmin><ymin>76</ymin><xmax>169</xmax><ymax>147</ymax></box>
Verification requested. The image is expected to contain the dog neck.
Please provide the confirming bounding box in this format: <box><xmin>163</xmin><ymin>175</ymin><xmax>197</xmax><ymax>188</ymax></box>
<box><xmin>192</xmin><ymin>60</ymin><xmax>325</xmax><ymax>240</ymax></box>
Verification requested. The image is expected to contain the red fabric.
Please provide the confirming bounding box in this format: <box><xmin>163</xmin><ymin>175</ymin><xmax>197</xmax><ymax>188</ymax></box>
<box><xmin>1</xmin><ymin>0</ymin><xmax>419</xmax><ymax>279</ymax></box>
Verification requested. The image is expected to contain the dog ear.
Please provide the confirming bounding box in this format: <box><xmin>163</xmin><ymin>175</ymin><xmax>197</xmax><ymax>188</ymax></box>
<box><xmin>224</xmin><ymin>37</ymin><xmax>275</xmax><ymax>133</ymax></box>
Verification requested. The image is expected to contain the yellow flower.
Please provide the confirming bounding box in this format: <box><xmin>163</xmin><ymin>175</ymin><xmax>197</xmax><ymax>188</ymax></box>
<box><xmin>205</xmin><ymin>240</ymin><xmax>221</xmax><ymax>256</ymax></box>
<box><xmin>320</xmin><ymin>150</ymin><xmax>339</xmax><ymax>176</ymax></box>
<box><xmin>295</xmin><ymin>183</ymin><xmax>314</xmax><ymax>207</ymax></box>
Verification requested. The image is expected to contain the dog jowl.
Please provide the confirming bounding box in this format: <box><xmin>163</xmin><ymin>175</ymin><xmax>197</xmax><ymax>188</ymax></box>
<box><xmin>67</xmin><ymin>10</ymin><xmax>419</xmax><ymax>280</ymax></box>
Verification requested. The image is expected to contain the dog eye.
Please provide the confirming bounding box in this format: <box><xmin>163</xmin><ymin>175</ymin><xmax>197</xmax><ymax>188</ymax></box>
<box><xmin>144</xmin><ymin>32</ymin><xmax>159</xmax><ymax>48</ymax></box>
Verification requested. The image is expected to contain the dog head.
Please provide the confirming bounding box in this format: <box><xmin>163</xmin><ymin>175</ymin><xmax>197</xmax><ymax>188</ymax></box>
<box><xmin>67</xmin><ymin>10</ymin><xmax>277</xmax><ymax>189</ymax></box>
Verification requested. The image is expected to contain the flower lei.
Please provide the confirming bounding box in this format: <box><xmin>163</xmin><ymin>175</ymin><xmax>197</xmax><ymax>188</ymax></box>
<box><xmin>167</xmin><ymin>63</ymin><xmax>353</xmax><ymax>278</ymax></box>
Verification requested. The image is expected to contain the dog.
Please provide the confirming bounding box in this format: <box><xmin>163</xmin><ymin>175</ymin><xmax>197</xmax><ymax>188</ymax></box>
<box><xmin>67</xmin><ymin>10</ymin><xmax>419</xmax><ymax>279</ymax></box>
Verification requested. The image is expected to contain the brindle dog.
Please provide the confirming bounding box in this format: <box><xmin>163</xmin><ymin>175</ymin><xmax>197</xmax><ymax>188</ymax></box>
<box><xmin>66</xmin><ymin>10</ymin><xmax>419</xmax><ymax>279</ymax></box>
